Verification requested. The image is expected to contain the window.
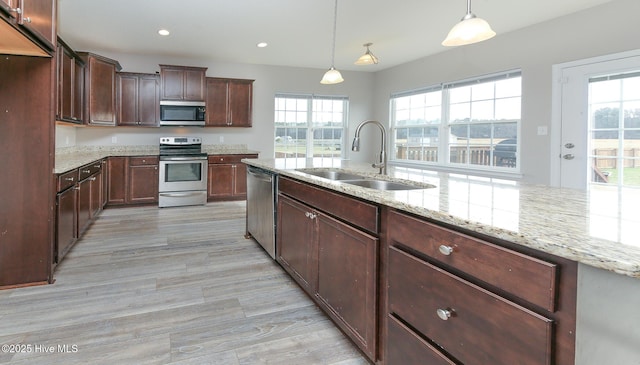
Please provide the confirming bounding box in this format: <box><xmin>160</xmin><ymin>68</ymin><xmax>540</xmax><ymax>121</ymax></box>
<box><xmin>589</xmin><ymin>71</ymin><xmax>640</xmax><ymax>188</ymax></box>
<box><xmin>390</xmin><ymin>71</ymin><xmax>521</xmax><ymax>172</ymax></box>
<box><xmin>274</xmin><ymin>94</ymin><xmax>348</xmax><ymax>159</ymax></box>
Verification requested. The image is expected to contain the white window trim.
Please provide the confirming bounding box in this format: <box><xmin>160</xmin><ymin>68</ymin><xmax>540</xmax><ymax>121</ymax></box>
<box><xmin>274</xmin><ymin>93</ymin><xmax>349</xmax><ymax>159</ymax></box>
<box><xmin>389</xmin><ymin>70</ymin><xmax>523</xmax><ymax>179</ymax></box>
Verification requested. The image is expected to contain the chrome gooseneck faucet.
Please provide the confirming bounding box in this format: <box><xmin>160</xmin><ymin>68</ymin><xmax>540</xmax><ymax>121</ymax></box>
<box><xmin>351</xmin><ymin>120</ymin><xmax>387</xmax><ymax>175</ymax></box>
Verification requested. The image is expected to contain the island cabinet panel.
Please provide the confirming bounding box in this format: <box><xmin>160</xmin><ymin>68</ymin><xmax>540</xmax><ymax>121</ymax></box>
<box><xmin>388</xmin><ymin>210</ymin><xmax>558</xmax><ymax>311</ymax></box>
<box><xmin>382</xmin><ymin>208</ymin><xmax>578</xmax><ymax>365</ymax></box>
<box><xmin>315</xmin><ymin>212</ymin><xmax>378</xmax><ymax>361</ymax></box>
<box><xmin>388</xmin><ymin>247</ymin><xmax>553</xmax><ymax>365</ymax></box>
<box><xmin>277</xmin><ymin>176</ymin><xmax>380</xmax><ymax>362</ymax></box>
<box><xmin>160</xmin><ymin>65</ymin><xmax>207</xmax><ymax>101</ymax></box>
<box><xmin>276</xmin><ymin>195</ymin><xmax>317</xmax><ymax>294</ymax></box>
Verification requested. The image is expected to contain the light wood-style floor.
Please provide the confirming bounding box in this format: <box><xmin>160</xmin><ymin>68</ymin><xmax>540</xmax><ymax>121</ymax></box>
<box><xmin>0</xmin><ymin>202</ymin><xmax>368</xmax><ymax>365</ymax></box>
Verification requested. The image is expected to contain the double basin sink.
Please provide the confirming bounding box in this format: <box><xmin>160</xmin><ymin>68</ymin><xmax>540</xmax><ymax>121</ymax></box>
<box><xmin>296</xmin><ymin>169</ymin><xmax>435</xmax><ymax>191</ymax></box>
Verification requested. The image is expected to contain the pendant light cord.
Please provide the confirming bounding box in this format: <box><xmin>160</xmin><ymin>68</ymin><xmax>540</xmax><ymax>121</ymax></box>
<box><xmin>330</xmin><ymin>0</ymin><xmax>338</xmax><ymax>67</ymax></box>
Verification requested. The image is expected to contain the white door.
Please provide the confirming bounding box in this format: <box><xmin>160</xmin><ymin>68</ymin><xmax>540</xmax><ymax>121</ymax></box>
<box><xmin>556</xmin><ymin>52</ymin><xmax>640</xmax><ymax>189</ymax></box>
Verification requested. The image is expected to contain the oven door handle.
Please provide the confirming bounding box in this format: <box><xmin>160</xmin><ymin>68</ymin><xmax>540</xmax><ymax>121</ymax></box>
<box><xmin>160</xmin><ymin>156</ymin><xmax>208</xmax><ymax>161</ymax></box>
<box><xmin>159</xmin><ymin>192</ymin><xmax>206</xmax><ymax>197</ymax></box>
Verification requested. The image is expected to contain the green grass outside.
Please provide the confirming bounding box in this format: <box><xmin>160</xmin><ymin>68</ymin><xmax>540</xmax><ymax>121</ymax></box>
<box><xmin>600</xmin><ymin>167</ymin><xmax>640</xmax><ymax>186</ymax></box>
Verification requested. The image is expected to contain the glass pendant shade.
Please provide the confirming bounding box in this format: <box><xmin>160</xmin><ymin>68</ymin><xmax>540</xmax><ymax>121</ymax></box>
<box><xmin>442</xmin><ymin>0</ymin><xmax>495</xmax><ymax>47</ymax></box>
<box><xmin>320</xmin><ymin>67</ymin><xmax>344</xmax><ymax>84</ymax></box>
<box><xmin>355</xmin><ymin>43</ymin><xmax>379</xmax><ymax>65</ymax></box>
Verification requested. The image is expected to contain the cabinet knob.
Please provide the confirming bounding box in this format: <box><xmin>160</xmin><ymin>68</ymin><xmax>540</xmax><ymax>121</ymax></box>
<box><xmin>82</xmin><ymin>169</ymin><xmax>91</xmax><ymax>173</ymax></box>
<box><xmin>436</xmin><ymin>308</ymin><xmax>453</xmax><ymax>321</ymax></box>
<box><xmin>64</xmin><ymin>177</ymin><xmax>74</xmax><ymax>182</ymax></box>
<box><xmin>438</xmin><ymin>245</ymin><xmax>454</xmax><ymax>256</ymax></box>
<box><xmin>24</xmin><ymin>16</ymin><xmax>31</xmax><ymax>23</ymax></box>
<box><xmin>8</xmin><ymin>7</ymin><xmax>21</xmax><ymax>14</ymax></box>
<box><xmin>305</xmin><ymin>212</ymin><xmax>317</xmax><ymax>219</ymax></box>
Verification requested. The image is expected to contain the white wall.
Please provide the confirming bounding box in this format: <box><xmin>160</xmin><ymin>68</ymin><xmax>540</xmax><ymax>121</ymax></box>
<box><xmin>59</xmin><ymin>0</ymin><xmax>640</xmax><ymax>183</ymax></box>
<box><xmin>70</xmin><ymin>52</ymin><xmax>375</xmax><ymax>161</ymax></box>
<box><xmin>373</xmin><ymin>0</ymin><xmax>640</xmax><ymax>184</ymax></box>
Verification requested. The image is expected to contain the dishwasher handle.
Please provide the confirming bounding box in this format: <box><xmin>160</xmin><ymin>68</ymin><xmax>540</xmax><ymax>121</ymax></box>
<box><xmin>248</xmin><ymin>167</ymin><xmax>274</xmax><ymax>183</ymax></box>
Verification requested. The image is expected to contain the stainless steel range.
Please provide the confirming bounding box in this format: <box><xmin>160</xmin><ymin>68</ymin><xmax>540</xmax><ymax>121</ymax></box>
<box><xmin>158</xmin><ymin>136</ymin><xmax>208</xmax><ymax>208</ymax></box>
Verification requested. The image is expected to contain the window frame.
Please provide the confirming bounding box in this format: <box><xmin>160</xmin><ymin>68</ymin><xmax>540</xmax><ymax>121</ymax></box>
<box><xmin>274</xmin><ymin>93</ymin><xmax>349</xmax><ymax>159</ymax></box>
<box><xmin>389</xmin><ymin>70</ymin><xmax>522</xmax><ymax>177</ymax></box>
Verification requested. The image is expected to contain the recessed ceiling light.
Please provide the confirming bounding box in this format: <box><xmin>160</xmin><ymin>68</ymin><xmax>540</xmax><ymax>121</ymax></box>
<box><xmin>158</xmin><ymin>29</ymin><xmax>170</xmax><ymax>36</ymax></box>
<box><xmin>257</xmin><ymin>42</ymin><xmax>268</xmax><ymax>48</ymax></box>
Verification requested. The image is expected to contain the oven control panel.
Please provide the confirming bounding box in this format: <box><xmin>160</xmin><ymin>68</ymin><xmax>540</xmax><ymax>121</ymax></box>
<box><xmin>160</xmin><ymin>136</ymin><xmax>201</xmax><ymax>145</ymax></box>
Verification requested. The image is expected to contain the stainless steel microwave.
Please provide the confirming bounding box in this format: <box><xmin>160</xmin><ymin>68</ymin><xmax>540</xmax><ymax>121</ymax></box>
<box><xmin>159</xmin><ymin>101</ymin><xmax>206</xmax><ymax>126</ymax></box>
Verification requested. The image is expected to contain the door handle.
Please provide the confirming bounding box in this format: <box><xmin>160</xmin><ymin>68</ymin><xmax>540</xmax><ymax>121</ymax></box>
<box><xmin>563</xmin><ymin>154</ymin><xmax>575</xmax><ymax>160</ymax></box>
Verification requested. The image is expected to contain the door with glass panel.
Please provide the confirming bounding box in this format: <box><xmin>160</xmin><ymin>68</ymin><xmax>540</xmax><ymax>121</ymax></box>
<box><xmin>559</xmin><ymin>55</ymin><xmax>640</xmax><ymax>190</ymax></box>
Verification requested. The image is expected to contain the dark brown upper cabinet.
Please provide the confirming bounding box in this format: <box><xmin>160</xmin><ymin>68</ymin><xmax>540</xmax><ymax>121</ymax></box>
<box><xmin>117</xmin><ymin>72</ymin><xmax>160</xmax><ymax>127</ymax></box>
<box><xmin>0</xmin><ymin>0</ymin><xmax>56</xmax><ymax>56</ymax></box>
<box><xmin>159</xmin><ymin>64</ymin><xmax>207</xmax><ymax>101</ymax></box>
<box><xmin>56</xmin><ymin>37</ymin><xmax>84</xmax><ymax>124</ymax></box>
<box><xmin>78</xmin><ymin>52</ymin><xmax>122</xmax><ymax>126</ymax></box>
<box><xmin>205</xmin><ymin>77</ymin><xmax>254</xmax><ymax>127</ymax></box>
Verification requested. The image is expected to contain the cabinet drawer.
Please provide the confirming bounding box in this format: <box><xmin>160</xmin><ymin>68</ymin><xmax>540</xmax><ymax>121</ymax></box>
<box><xmin>57</xmin><ymin>169</ymin><xmax>78</xmax><ymax>192</ymax></box>
<box><xmin>279</xmin><ymin>177</ymin><xmax>379</xmax><ymax>233</ymax></box>
<box><xmin>388</xmin><ymin>210</ymin><xmax>557</xmax><ymax>311</ymax></box>
<box><xmin>388</xmin><ymin>247</ymin><xmax>553</xmax><ymax>365</ymax></box>
<box><xmin>207</xmin><ymin>154</ymin><xmax>253</xmax><ymax>164</ymax></box>
<box><xmin>129</xmin><ymin>156</ymin><xmax>158</xmax><ymax>166</ymax></box>
<box><xmin>386</xmin><ymin>315</ymin><xmax>457</xmax><ymax>365</ymax></box>
<box><xmin>78</xmin><ymin>161</ymin><xmax>102</xmax><ymax>180</ymax></box>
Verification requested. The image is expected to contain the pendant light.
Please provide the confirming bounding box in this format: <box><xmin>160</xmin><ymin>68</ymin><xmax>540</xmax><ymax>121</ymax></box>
<box><xmin>442</xmin><ymin>0</ymin><xmax>496</xmax><ymax>47</ymax></box>
<box><xmin>354</xmin><ymin>43</ymin><xmax>379</xmax><ymax>65</ymax></box>
<box><xmin>321</xmin><ymin>0</ymin><xmax>344</xmax><ymax>84</ymax></box>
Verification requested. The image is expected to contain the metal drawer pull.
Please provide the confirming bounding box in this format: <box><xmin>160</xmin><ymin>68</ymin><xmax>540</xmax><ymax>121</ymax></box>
<box><xmin>64</xmin><ymin>177</ymin><xmax>74</xmax><ymax>181</ymax></box>
<box><xmin>82</xmin><ymin>169</ymin><xmax>91</xmax><ymax>173</ymax></box>
<box><xmin>438</xmin><ymin>245</ymin><xmax>454</xmax><ymax>256</ymax></box>
<box><xmin>436</xmin><ymin>308</ymin><xmax>453</xmax><ymax>321</ymax></box>
<box><xmin>304</xmin><ymin>212</ymin><xmax>317</xmax><ymax>219</ymax></box>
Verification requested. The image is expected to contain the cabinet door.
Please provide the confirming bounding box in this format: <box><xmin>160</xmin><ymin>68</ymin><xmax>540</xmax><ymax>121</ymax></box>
<box><xmin>205</xmin><ymin>78</ymin><xmax>229</xmax><ymax>126</ymax></box>
<box><xmin>107</xmin><ymin>157</ymin><xmax>127</xmax><ymax>205</ymax></box>
<box><xmin>160</xmin><ymin>67</ymin><xmax>184</xmax><ymax>100</ymax></box>
<box><xmin>72</xmin><ymin>60</ymin><xmax>84</xmax><ymax>122</ymax></box>
<box><xmin>207</xmin><ymin>163</ymin><xmax>234</xmax><ymax>199</ymax></box>
<box><xmin>77</xmin><ymin>177</ymin><xmax>92</xmax><ymax>237</ymax></box>
<box><xmin>276</xmin><ymin>195</ymin><xmax>317</xmax><ymax>294</ymax></box>
<box><xmin>117</xmin><ymin>73</ymin><xmax>138</xmax><ymax>126</ymax></box>
<box><xmin>233</xmin><ymin>163</ymin><xmax>248</xmax><ymax>196</ymax></box>
<box><xmin>56</xmin><ymin>187</ymin><xmax>77</xmax><ymax>263</ymax></box>
<box><xmin>228</xmin><ymin>80</ymin><xmax>253</xmax><ymax>127</ymax></box>
<box><xmin>184</xmin><ymin>68</ymin><xmax>205</xmax><ymax>101</ymax></box>
<box><xmin>57</xmin><ymin>44</ymin><xmax>72</xmax><ymax>120</ymax></box>
<box><xmin>137</xmin><ymin>74</ymin><xmax>159</xmax><ymax>126</ymax></box>
<box><xmin>90</xmin><ymin>170</ymin><xmax>102</xmax><ymax>218</ymax></box>
<box><xmin>87</xmin><ymin>56</ymin><xmax>117</xmax><ymax>126</ymax></box>
<box><xmin>316</xmin><ymin>212</ymin><xmax>378</xmax><ymax>361</ymax></box>
<box><xmin>101</xmin><ymin>159</ymin><xmax>108</xmax><ymax>208</ymax></box>
<box><xmin>20</xmin><ymin>0</ymin><xmax>55</xmax><ymax>49</ymax></box>
<box><xmin>128</xmin><ymin>164</ymin><xmax>158</xmax><ymax>204</ymax></box>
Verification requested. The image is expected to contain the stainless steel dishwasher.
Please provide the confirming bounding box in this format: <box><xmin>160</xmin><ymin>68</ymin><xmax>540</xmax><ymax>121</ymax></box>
<box><xmin>245</xmin><ymin>166</ymin><xmax>277</xmax><ymax>259</ymax></box>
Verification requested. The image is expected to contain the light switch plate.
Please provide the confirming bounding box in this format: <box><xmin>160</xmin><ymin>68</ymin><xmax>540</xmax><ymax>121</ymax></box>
<box><xmin>537</xmin><ymin>126</ymin><xmax>548</xmax><ymax>136</ymax></box>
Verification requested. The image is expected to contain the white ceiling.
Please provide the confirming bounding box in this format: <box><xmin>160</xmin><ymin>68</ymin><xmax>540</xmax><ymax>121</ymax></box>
<box><xmin>57</xmin><ymin>0</ymin><xmax>613</xmax><ymax>72</ymax></box>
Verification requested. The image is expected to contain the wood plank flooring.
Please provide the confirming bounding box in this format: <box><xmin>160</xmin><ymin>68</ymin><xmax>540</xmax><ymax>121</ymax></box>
<box><xmin>0</xmin><ymin>202</ymin><xmax>369</xmax><ymax>365</ymax></box>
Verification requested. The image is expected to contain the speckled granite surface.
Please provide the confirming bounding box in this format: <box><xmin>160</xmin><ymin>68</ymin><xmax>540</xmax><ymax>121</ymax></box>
<box><xmin>243</xmin><ymin>158</ymin><xmax>640</xmax><ymax>279</ymax></box>
<box><xmin>54</xmin><ymin>145</ymin><xmax>259</xmax><ymax>174</ymax></box>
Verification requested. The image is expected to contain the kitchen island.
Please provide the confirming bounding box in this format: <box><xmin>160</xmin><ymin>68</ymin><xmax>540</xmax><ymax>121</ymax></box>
<box><xmin>244</xmin><ymin>157</ymin><xmax>640</xmax><ymax>365</ymax></box>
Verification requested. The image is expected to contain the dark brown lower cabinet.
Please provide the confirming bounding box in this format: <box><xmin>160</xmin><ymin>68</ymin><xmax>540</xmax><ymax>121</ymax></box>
<box><xmin>77</xmin><ymin>176</ymin><xmax>92</xmax><ymax>238</ymax></box>
<box><xmin>207</xmin><ymin>154</ymin><xmax>256</xmax><ymax>201</ymax></box>
<box><xmin>276</xmin><ymin>177</ymin><xmax>379</xmax><ymax>362</ymax></box>
<box><xmin>56</xmin><ymin>184</ymin><xmax>77</xmax><ymax>263</ymax></box>
<box><xmin>107</xmin><ymin>156</ymin><xmax>158</xmax><ymax>206</ymax></box>
<box><xmin>383</xmin><ymin>209</ymin><xmax>578</xmax><ymax>365</ymax></box>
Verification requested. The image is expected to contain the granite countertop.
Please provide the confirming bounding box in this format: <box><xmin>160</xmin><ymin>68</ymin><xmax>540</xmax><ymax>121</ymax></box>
<box><xmin>54</xmin><ymin>145</ymin><xmax>259</xmax><ymax>174</ymax></box>
<box><xmin>243</xmin><ymin>157</ymin><xmax>640</xmax><ymax>279</ymax></box>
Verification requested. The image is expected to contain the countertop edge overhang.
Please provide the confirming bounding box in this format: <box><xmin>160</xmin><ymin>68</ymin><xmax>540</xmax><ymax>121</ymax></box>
<box><xmin>243</xmin><ymin>158</ymin><xmax>640</xmax><ymax>279</ymax></box>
